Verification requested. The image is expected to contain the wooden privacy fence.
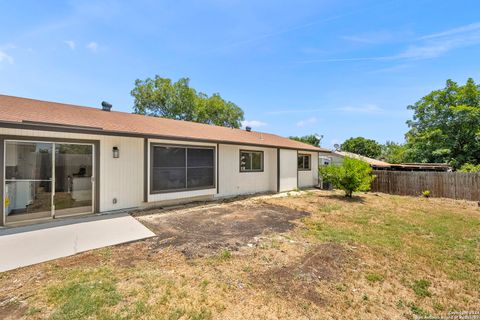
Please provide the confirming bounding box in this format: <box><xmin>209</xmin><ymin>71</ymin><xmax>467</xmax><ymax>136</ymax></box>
<box><xmin>371</xmin><ymin>170</ymin><xmax>480</xmax><ymax>201</ymax></box>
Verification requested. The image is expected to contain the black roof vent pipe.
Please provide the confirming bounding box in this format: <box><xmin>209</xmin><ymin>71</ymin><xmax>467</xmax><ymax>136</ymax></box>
<box><xmin>101</xmin><ymin>101</ymin><xmax>112</xmax><ymax>111</ymax></box>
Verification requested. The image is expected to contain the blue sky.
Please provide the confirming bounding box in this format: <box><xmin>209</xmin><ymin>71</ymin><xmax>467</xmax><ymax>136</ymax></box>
<box><xmin>1</xmin><ymin>0</ymin><xmax>479</xmax><ymax>148</ymax></box>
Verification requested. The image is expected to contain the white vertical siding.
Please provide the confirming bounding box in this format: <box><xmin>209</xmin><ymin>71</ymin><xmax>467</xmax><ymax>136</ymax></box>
<box><xmin>1</xmin><ymin>127</ymin><xmax>321</xmax><ymax>214</ymax></box>
<box><xmin>217</xmin><ymin>144</ymin><xmax>277</xmax><ymax>197</ymax></box>
<box><xmin>98</xmin><ymin>136</ymin><xmax>143</xmax><ymax>211</ymax></box>
<box><xmin>279</xmin><ymin>149</ymin><xmax>297</xmax><ymax>192</ymax></box>
<box><xmin>298</xmin><ymin>151</ymin><xmax>319</xmax><ymax>188</ymax></box>
<box><xmin>0</xmin><ymin>128</ymin><xmax>144</xmax><ymax>212</ymax></box>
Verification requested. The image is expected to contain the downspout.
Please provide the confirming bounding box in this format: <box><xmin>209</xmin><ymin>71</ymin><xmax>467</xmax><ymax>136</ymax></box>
<box><xmin>277</xmin><ymin>148</ymin><xmax>280</xmax><ymax>193</ymax></box>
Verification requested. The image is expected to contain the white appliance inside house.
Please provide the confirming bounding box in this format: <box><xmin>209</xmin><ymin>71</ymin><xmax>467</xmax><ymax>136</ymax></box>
<box><xmin>71</xmin><ymin>176</ymin><xmax>92</xmax><ymax>202</ymax></box>
<box><xmin>5</xmin><ymin>182</ymin><xmax>34</xmax><ymax>216</ymax></box>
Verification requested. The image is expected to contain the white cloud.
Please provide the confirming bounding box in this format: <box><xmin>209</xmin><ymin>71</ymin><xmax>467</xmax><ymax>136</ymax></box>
<box><xmin>300</xmin><ymin>21</ymin><xmax>480</xmax><ymax>64</ymax></box>
<box><xmin>419</xmin><ymin>22</ymin><xmax>480</xmax><ymax>40</ymax></box>
<box><xmin>341</xmin><ymin>31</ymin><xmax>395</xmax><ymax>44</ymax></box>
<box><xmin>241</xmin><ymin>120</ymin><xmax>267</xmax><ymax>129</ymax></box>
<box><xmin>86</xmin><ymin>42</ymin><xmax>98</xmax><ymax>52</ymax></box>
<box><xmin>299</xmin><ymin>56</ymin><xmax>391</xmax><ymax>63</ymax></box>
<box><xmin>368</xmin><ymin>64</ymin><xmax>410</xmax><ymax>74</ymax></box>
<box><xmin>64</xmin><ymin>40</ymin><xmax>76</xmax><ymax>50</ymax></box>
<box><xmin>296</xmin><ymin>117</ymin><xmax>318</xmax><ymax>128</ymax></box>
<box><xmin>336</xmin><ymin>104</ymin><xmax>383</xmax><ymax>114</ymax></box>
<box><xmin>0</xmin><ymin>50</ymin><xmax>14</xmax><ymax>64</ymax></box>
<box><xmin>266</xmin><ymin>108</ymin><xmax>323</xmax><ymax>115</ymax></box>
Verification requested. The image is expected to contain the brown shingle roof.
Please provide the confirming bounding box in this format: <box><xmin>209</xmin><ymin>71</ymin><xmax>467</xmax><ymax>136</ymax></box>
<box><xmin>0</xmin><ymin>95</ymin><xmax>326</xmax><ymax>152</ymax></box>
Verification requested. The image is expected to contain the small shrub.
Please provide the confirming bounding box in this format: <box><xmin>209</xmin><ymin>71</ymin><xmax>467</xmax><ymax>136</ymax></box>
<box><xmin>319</xmin><ymin>157</ymin><xmax>375</xmax><ymax>197</ymax></box>
<box><xmin>412</xmin><ymin>279</ymin><xmax>431</xmax><ymax>297</ymax></box>
<box><xmin>421</xmin><ymin>190</ymin><xmax>431</xmax><ymax>198</ymax></box>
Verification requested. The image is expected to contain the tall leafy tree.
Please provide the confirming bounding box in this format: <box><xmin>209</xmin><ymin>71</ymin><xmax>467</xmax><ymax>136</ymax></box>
<box><xmin>340</xmin><ymin>137</ymin><xmax>382</xmax><ymax>158</ymax></box>
<box><xmin>380</xmin><ymin>141</ymin><xmax>409</xmax><ymax>164</ymax></box>
<box><xmin>406</xmin><ymin>78</ymin><xmax>480</xmax><ymax>168</ymax></box>
<box><xmin>131</xmin><ymin>76</ymin><xmax>244</xmax><ymax>128</ymax></box>
<box><xmin>289</xmin><ymin>134</ymin><xmax>323</xmax><ymax>147</ymax></box>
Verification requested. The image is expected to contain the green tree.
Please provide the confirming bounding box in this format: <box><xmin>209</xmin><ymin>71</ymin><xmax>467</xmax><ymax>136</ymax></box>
<box><xmin>319</xmin><ymin>157</ymin><xmax>375</xmax><ymax>197</ymax></box>
<box><xmin>340</xmin><ymin>137</ymin><xmax>382</xmax><ymax>158</ymax></box>
<box><xmin>406</xmin><ymin>78</ymin><xmax>480</xmax><ymax>168</ymax></box>
<box><xmin>289</xmin><ymin>134</ymin><xmax>323</xmax><ymax>147</ymax></box>
<box><xmin>380</xmin><ymin>141</ymin><xmax>409</xmax><ymax>164</ymax></box>
<box><xmin>131</xmin><ymin>76</ymin><xmax>244</xmax><ymax>128</ymax></box>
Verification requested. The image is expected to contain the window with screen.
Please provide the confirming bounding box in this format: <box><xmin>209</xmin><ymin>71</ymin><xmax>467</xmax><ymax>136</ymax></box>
<box><xmin>298</xmin><ymin>154</ymin><xmax>311</xmax><ymax>170</ymax></box>
<box><xmin>151</xmin><ymin>145</ymin><xmax>215</xmax><ymax>193</ymax></box>
<box><xmin>240</xmin><ymin>150</ymin><xmax>263</xmax><ymax>172</ymax></box>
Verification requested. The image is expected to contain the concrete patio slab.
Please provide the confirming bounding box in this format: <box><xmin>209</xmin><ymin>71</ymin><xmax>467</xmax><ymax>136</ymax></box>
<box><xmin>0</xmin><ymin>213</ymin><xmax>155</xmax><ymax>272</ymax></box>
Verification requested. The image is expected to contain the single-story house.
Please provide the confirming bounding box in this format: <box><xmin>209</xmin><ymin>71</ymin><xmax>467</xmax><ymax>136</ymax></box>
<box><xmin>0</xmin><ymin>95</ymin><xmax>328</xmax><ymax>226</ymax></box>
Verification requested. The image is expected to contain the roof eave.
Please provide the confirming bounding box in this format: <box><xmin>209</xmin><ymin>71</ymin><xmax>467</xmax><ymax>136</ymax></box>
<box><xmin>0</xmin><ymin>120</ymin><xmax>324</xmax><ymax>152</ymax></box>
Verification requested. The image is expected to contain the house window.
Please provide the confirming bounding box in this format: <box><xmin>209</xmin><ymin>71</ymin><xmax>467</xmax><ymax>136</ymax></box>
<box><xmin>151</xmin><ymin>145</ymin><xmax>215</xmax><ymax>193</ymax></box>
<box><xmin>240</xmin><ymin>150</ymin><xmax>263</xmax><ymax>172</ymax></box>
<box><xmin>298</xmin><ymin>154</ymin><xmax>311</xmax><ymax>170</ymax></box>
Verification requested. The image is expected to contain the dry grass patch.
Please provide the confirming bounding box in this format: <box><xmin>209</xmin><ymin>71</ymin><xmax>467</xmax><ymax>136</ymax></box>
<box><xmin>0</xmin><ymin>190</ymin><xmax>478</xmax><ymax>319</ymax></box>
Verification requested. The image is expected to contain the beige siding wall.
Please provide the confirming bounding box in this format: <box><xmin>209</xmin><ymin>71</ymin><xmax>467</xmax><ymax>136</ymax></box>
<box><xmin>1</xmin><ymin>128</ymin><xmax>320</xmax><ymax>213</ymax></box>
<box><xmin>217</xmin><ymin>144</ymin><xmax>277</xmax><ymax>197</ymax></box>
<box><xmin>0</xmin><ymin>128</ymin><xmax>144</xmax><ymax>212</ymax></box>
<box><xmin>146</xmin><ymin>138</ymin><xmax>217</xmax><ymax>203</ymax></box>
<box><xmin>298</xmin><ymin>151</ymin><xmax>319</xmax><ymax>188</ymax></box>
<box><xmin>279</xmin><ymin>149</ymin><xmax>297</xmax><ymax>192</ymax></box>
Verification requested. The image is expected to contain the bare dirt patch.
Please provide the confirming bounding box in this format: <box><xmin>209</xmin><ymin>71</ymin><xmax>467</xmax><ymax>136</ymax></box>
<box><xmin>137</xmin><ymin>202</ymin><xmax>309</xmax><ymax>258</ymax></box>
<box><xmin>255</xmin><ymin>242</ymin><xmax>348</xmax><ymax>306</ymax></box>
<box><xmin>0</xmin><ymin>301</ymin><xmax>28</xmax><ymax>320</ymax></box>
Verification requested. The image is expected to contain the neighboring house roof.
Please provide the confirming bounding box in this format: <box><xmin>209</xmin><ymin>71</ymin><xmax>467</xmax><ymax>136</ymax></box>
<box><xmin>328</xmin><ymin>151</ymin><xmax>452</xmax><ymax>171</ymax></box>
<box><xmin>386</xmin><ymin>163</ymin><xmax>452</xmax><ymax>171</ymax></box>
<box><xmin>334</xmin><ymin>151</ymin><xmax>391</xmax><ymax>167</ymax></box>
<box><xmin>0</xmin><ymin>95</ymin><xmax>326</xmax><ymax>152</ymax></box>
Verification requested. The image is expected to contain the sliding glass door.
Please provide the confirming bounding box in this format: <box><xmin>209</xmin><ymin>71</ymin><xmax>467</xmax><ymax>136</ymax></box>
<box><xmin>4</xmin><ymin>140</ymin><xmax>94</xmax><ymax>224</ymax></box>
<box><xmin>4</xmin><ymin>142</ymin><xmax>53</xmax><ymax>223</ymax></box>
<box><xmin>54</xmin><ymin>143</ymin><xmax>94</xmax><ymax>217</ymax></box>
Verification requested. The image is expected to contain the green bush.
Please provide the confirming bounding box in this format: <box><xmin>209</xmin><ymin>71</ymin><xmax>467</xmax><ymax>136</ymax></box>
<box><xmin>319</xmin><ymin>157</ymin><xmax>375</xmax><ymax>197</ymax></box>
<box><xmin>458</xmin><ymin>163</ymin><xmax>480</xmax><ymax>172</ymax></box>
<box><xmin>422</xmin><ymin>190</ymin><xmax>431</xmax><ymax>198</ymax></box>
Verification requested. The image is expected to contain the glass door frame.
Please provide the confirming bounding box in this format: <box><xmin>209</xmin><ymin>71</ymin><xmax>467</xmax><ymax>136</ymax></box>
<box><xmin>2</xmin><ymin>137</ymin><xmax>98</xmax><ymax>225</ymax></box>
